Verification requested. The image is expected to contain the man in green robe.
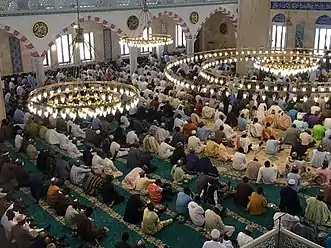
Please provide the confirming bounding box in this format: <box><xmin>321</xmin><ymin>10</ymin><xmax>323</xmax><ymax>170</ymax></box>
<box><xmin>305</xmin><ymin>192</ymin><xmax>331</xmax><ymax>226</ymax></box>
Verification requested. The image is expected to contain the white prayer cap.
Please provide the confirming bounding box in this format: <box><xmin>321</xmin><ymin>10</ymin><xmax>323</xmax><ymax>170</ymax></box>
<box><xmin>109</xmin><ymin>135</ymin><xmax>114</xmax><ymax>140</ymax></box>
<box><xmin>96</xmin><ymin>130</ymin><xmax>101</xmax><ymax>134</ymax></box>
<box><xmin>191</xmin><ymin>130</ymin><xmax>197</xmax><ymax>135</ymax></box>
<box><xmin>297</xmin><ymin>113</ymin><xmax>303</xmax><ymax>120</ymax></box>
<box><xmin>242</xmin><ymin>131</ymin><xmax>247</xmax><ymax>135</ymax></box>
<box><xmin>11</xmin><ymin>78</ymin><xmax>15</xmax><ymax>81</ymax></box>
<box><xmin>0</xmin><ymin>188</ymin><xmax>7</xmax><ymax>199</ymax></box>
<box><xmin>50</xmin><ymin>177</ymin><xmax>58</xmax><ymax>183</ymax></box>
<box><xmin>210</xmin><ymin>229</ymin><xmax>220</xmax><ymax>239</ymax></box>
<box><xmin>288</xmin><ymin>179</ymin><xmax>296</xmax><ymax>185</ymax></box>
<box><xmin>16</xmin><ymin>214</ymin><xmax>26</xmax><ymax>222</ymax></box>
<box><xmin>161</xmin><ymin>122</ymin><xmax>165</xmax><ymax>127</ymax></box>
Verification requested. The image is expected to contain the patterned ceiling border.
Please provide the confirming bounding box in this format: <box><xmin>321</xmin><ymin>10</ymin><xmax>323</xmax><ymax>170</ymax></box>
<box><xmin>271</xmin><ymin>1</ymin><xmax>331</xmax><ymax>11</ymax></box>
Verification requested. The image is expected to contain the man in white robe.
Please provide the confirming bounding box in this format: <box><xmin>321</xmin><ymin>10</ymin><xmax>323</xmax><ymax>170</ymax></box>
<box><xmin>249</xmin><ymin>118</ymin><xmax>264</xmax><ymax>138</ymax></box>
<box><xmin>120</xmin><ymin>115</ymin><xmax>130</xmax><ymax>130</ymax></box>
<box><xmin>14</xmin><ymin>131</ymin><xmax>23</xmax><ymax>151</ymax></box>
<box><xmin>103</xmin><ymin>153</ymin><xmax>123</xmax><ymax>178</ymax></box>
<box><xmin>67</xmin><ymin>140</ymin><xmax>83</xmax><ymax>159</ymax></box>
<box><xmin>155</xmin><ymin>123</ymin><xmax>170</xmax><ymax>143</ymax></box>
<box><xmin>45</xmin><ymin>129</ymin><xmax>60</xmax><ymax>145</ymax></box>
<box><xmin>67</xmin><ymin>120</ymin><xmax>85</xmax><ymax>138</ymax></box>
<box><xmin>158</xmin><ymin>138</ymin><xmax>175</xmax><ymax>159</ymax></box>
<box><xmin>109</xmin><ymin>135</ymin><xmax>129</xmax><ymax>158</ymax></box>
<box><xmin>223</xmin><ymin>123</ymin><xmax>236</xmax><ymax>140</ymax></box>
<box><xmin>214</xmin><ymin>115</ymin><xmax>225</xmax><ymax>131</ymax></box>
<box><xmin>173</xmin><ymin>116</ymin><xmax>186</xmax><ymax>131</ymax></box>
<box><xmin>126</xmin><ymin>130</ymin><xmax>139</xmax><ymax>145</ymax></box>
<box><xmin>23</xmin><ymin>112</ymin><xmax>32</xmax><ymax>126</ymax></box>
<box><xmin>92</xmin><ymin>152</ymin><xmax>104</xmax><ymax>175</ymax></box>
<box><xmin>58</xmin><ymin>132</ymin><xmax>70</xmax><ymax>150</ymax></box>
<box><xmin>214</xmin><ymin>108</ymin><xmax>227</xmax><ymax>122</ymax></box>
<box><xmin>188</xmin><ymin>131</ymin><xmax>205</xmax><ymax>153</ymax></box>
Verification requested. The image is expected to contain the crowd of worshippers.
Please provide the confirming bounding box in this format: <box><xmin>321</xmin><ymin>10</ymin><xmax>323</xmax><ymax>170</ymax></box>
<box><xmin>3</xmin><ymin>59</ymin><xmax>331</xmax><ymax>247</ymax></box>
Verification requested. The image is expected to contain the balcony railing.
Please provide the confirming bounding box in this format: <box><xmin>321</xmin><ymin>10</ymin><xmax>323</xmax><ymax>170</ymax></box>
<box><xmin>242</xmin><ymin>227</ymin><xmax>324</xmax><ymax>248</ymax></box>
<box><xmin>0</xmin><ymin>0</ymin><xmax>238</xmax><ymax>14</ymax></box>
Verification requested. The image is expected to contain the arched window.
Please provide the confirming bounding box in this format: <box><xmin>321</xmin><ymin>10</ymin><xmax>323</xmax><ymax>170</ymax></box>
<box><xmin>175</xmin><ymin>24</ymin><xmax>186</xmax><ymax>48</ymax></box>
<box><xmin>79</xmin><ymin>32</ymin><xmax>95</xmax><ymax>61</ymax></box>
<box><xmin>141</xmin><ymin>27</ymin><xmax>152</xmax><ymax>53</ymax></box>
<box><xmin>271</xmin><ymin>13</ymin><xmax>286</xmax><ymax>50</ymax></box>
<box><xmin>43</xmin><ymin>49</ymin><xmax>51</xmax><ymax>67</ymax></box>
<box><xmin>56</xmin><ymin>34</ymin><xmax>73</xmax><ymax>64</ymax></box>
<box><xmin>120</xmin><ymin>43</ymin><xmax>129</xmax><ymax>55</ymax></box>
<box><xmin>314</xmin><ymin>15</ymin><xmax>331</xmax><ymax>55</ymax></box>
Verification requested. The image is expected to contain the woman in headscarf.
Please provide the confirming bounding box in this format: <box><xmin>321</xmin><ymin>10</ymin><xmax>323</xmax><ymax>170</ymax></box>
<box><xmin>123</xmin><ymin>194</ymin><xmax>146</xmax><ymax>224</ymax></box>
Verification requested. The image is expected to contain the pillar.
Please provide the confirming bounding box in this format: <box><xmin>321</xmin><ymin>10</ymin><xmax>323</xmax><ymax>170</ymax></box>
<box><xmin>129</xmin><ymin>47</ymin><xmax>138</xmax><ymax>74</ymax></box>
<box><xmin>186</xmin><ymin>38</ymin><xmax>194</xmax><ymax>55</ymax></box>
<box><xmin>156</xmin><ymin>46</ymin><xmax>163</xmax><ymax>60</ymax></box>
<box><xmin>236</xmin><ymin>0</ymin><xmax>271</xmax><ymax>75</ymax></box>
<box><xmin>33</xmin><ymin>57</ymin><xmax>45</xmax><ymax>86</ymax></box>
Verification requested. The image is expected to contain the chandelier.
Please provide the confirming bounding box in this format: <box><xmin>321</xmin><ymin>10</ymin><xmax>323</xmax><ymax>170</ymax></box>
<box><xmin>27</xmin><ymin>0</ymin><xmax>140</xmax><ymax>119</ymax></box>
<box><xmin>119</xmin><ymin>0</ymin><xmax>173</xmax><ymax>49</ymax></box>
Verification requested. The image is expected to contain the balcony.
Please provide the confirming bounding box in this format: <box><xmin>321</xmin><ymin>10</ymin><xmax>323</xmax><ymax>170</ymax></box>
<box><xmin>0</xmin><ymin>0</ymin><xmax>238</xmax><ymax>15</ymax></box>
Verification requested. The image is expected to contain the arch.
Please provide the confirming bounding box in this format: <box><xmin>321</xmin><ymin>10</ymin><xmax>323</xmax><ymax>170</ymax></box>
<box><xmin>151</xmin><ymin>11</ymin><xmax>192</xmax><ymax>39</ymax></box>
<box><xmin>272</xmin><ymin>13</ymin><xmax>286</xmax><ymax>23</ymax></box>
<box><xmin>0</xmin><ymin>23</ymin><xmax>40</xmax><ymax>57</ymax></box>
<box><xmin>194</xmin><ymin>7</ymin><xmax>237</xmax><ymax>39</ymax></box>
<box><xmin>316</xmin><ymin>15</ymin><xmax>331</xmax><ymax>25</ymax></box>
<box><xmin>41</xmin><ymin>15</ymin><xmax>124</xmax><ymax>57</ymax></box>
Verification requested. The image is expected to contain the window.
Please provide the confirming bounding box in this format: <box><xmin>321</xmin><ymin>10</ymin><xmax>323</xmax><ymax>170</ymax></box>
<box><xmin>271</xmin><ymin>14</ymin><xmax>286</xmax><ymax>50</ymax></box>
<box><xmin>79</xmin><ymin>32</ymin><xmax>95</xmax><ymax>61</ymax></box>
<box><xmin>121</xmin><ymin>43</ymin><xmax>129</xmax><ymax>55</ymax></box>
<box><xmin>175</xmin><ymin>24</ymin><xmax>186</xmax><ymax>47</ymax></box>
<box><xmin>141</xmin><ymin>27</ymin><xmax>152</xmax><ymax>53</ymax></box>
<box><xmin>314</xmin><ymin>16</ymin><xmax>331</xmax><ymax>55</ymax></box>
<box><xmin>43</xmin><ymin>49</ymin><xmax>51</xmax><ymax>66</ymax></box>
<box><xmin>56</xmin><ymin>34</ymin><xmax>73</xmax><ymax>64</ymax></box>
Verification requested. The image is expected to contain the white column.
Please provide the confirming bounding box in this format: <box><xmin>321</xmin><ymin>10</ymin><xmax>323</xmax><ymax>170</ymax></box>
<box><xmin>186</xmin><ymin>38</ymin><xmax>194</xmax><ymax>55</ymax></box>
<box><xmin>129</xmin><ymin>47</ymin><xmax>138</xmax><ymax>74</ymax></box>
<box><xmin>33</xmin><ymin>57</ymin><xmax>45</xmax><ymax>86</ymax></box>
<box><xmin>156</xmin><ymin>46</ymin><xmax>164</xmax><ymax>60</ymax></box>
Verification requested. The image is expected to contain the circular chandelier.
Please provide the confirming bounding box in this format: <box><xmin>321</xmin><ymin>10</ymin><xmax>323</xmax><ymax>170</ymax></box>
<box><xmin>119</xmin><ymin>34</ymin><xmax>173</xmax><ymax>49</ymax></box>
<box><xmin>27</xmin><ymin>81</ymin><xmax>140</xmax><ymax>119</ymax></box>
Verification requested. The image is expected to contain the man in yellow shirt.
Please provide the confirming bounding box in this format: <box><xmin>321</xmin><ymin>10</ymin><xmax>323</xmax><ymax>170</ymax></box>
<box><xmin>247</xmin><ymin>187</ymin><xmax>267</xmax><ymax>215</ymax></box>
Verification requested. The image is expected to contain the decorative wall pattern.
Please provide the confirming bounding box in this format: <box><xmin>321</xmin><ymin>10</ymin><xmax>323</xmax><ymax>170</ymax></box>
<box><xmin>103</xmin><ymin>28</ymin><xmax>112</xmax><ymax>61</ymax></box>
<box><xmin>151</xmin><ymin>11</ymin><xmax>192</xmax><ymax>39</ymax></box>
<box><xmin>272</xmin><ymin>13</ymin><xmax>285</xmax><ymax>23</ymax></box>
<box><xmin>271</xmin><ymin>1</ymin><xmax>331</xmax><ymax>11</ymax></box>
<box><xmin>9</xmin><ymin>36</ymin><xmax>23</xmax><ymax>73</ymax></box>
<box><xmin>316</xmin><ymin>15</ymin><xmax>331</xmax><ymax>25</ymax></box>
<box><xmin>295</xmin><ymin>24</ymin><xmax>304</xmax><ymax>48</ymax></box>
<box><xmin>194</xmin><ymin>7</ymin><xmax>237</xmax><ymax>39</ymax></box>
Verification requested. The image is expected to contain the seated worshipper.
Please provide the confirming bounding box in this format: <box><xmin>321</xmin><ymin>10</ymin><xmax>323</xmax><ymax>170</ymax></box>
<box><xmin>284</xmin><ymin>152</ymin><xmax>305</xmax><ymax>175</ymax></box>
<box><xmin>184</xmin><ymin>148</ymin><xmax>199</xmax><ymax>173</ymax></box>
<box><xmin>12</xmin><ymin>107</ymin><xmax>24</xmax><ymax>124</ymax></box>
<box><xmin>264</xmin><ymin>110</ymin><xmax>276</xmax><ymax>126</ymax></box>
<box><xmin>204</xmin><ymin>205</ymin><xmax>235</xmax><ymax>237</ymax></box>
<box><xmin>215</xmin><ymin>125</ymin><xmax>227</xmax><ymax>145</ymax></box>
<box><xmin>38</xmin><ymin>125</ymin><xmax>47</xmax><ymax>140</ymax></box>
<box><xmin>197</xmin><ymin>123</ymin><xmax>214</xmax><ymax>141</ymax></box>
<box><xmin>310</xmin><ymin>147</ymin><xmax>331</xmax><ymax>168</ymax></box>
<box><xmin>170</xmin><ymin>127</ymin><xmax>186</xmax><ymax>147</ymax></box>
<box><xmin>101</xmin><ymin>175</ymin><xmax>125</xmax><ymax>206</ymax></box>
<box><xmin>54</xmin><ymin>155</ymin><xmax>71</xmax><ymax>181</ymax></box>
<box><xmin>273</xmin><ymin>212</ymin><xmax>300</xmax><ymax>231</ymax></box>
<box><xmin>170</xmin><ymin>142</ymin><xmax>187</xmax><ymax>165</ymax></box>
<box><xmin>247</xmin><ymin>187</ymin><xmax>267</xmax><ymax>215</ymax></box>
<box><xmin>200</xmin><ymin>177</ymin><xmax>230</xmax><ymax>205</ymax></box>
<box><xmin>245</xmin><ymin>158</ymin><xmax>262</xmax><ymax>180</ymax></box>
<box><xmin>223</xmin><ymin>123</ymin><xmax>237</xmax><ymax>141</ymax></box>
<box><xmin>92</xmin><ymin>151</ymin><xmax>105</xmax><ymax>175</ymax></box>
<box><xmin>202</xmin><ymin>229</ymin><xmax>234</xmax><ymax>248</ymax></box>
<box><xmin>67</xmin><ymin>120</ymin><xmax>85</xmax><ymax>138</ymax></box>
<box><xmin>226</xmin><ymin>111</ymin><xmax>238</xmax><ymax>128</ymax></box>
<box><xmin>26</xmin><ymin>140</ymin><xmax>39</xmax><ymax>160</ymax></box>
<box><xmin>124</xmin><ymin>194</ymin><xmax>146</xmax><ymax>225</ymax></box>
<box><xmin>14</xmin><ymin>130</ymin><xmax>24</xmax><ymax>151</ymax></box>
<box><xmin>122</xmin><ymin>167</ymin><xmax>146</xmax><ymax>190</ymax></box>
<box><xmin>188</xmin><ymin>130</ymin><xmax>205</xmax><ymax>153</ymax></box>
<box><xmin>300</xmin><ymin>130</ymin><xmax>315</xmax><ymax>148</ymax></box>
<box><xmin>214</xmin><ymin>115</ymin><xmax>225</xmax><ymax>132</ymax></box>
<box><xmin>233</xmin><ymin>176</ymin><xmax>254</xmax><ymax>207</ymax></box>
<box><xmin>70</xmin><ymin>161</ymin><xmax>91</xmax><ymax>186</ymax></box>
<box><xmin>65</xmin><ymin>202</ymin><xmax>81</xmax><ymax>229</ymax></box>
<box><xmin>262</xmin><ymin>122</ymin><xmax>276</xmax><ymax>140</ymax></box>
<box><xmin>265</xmin><ymin>136</ymin><xmax>283</xmax><ymax>155</ymax></box>
<box><xmin>26</xmin><ymin>119</ymin><xmax>40</xmax><ymax>138</ymax></box>
<box><xmin>291</xmin><ymin>140</ymin><xmax>309</xmax><ymax>160</ymax></box>
<box><xmin>202</xmin><ymin>104</ymin><xmax>215</xmax><ymax>119</ymax></box>
<box><xmin>308</xmin><ymin>112</ymin><xmax>320</xmax><ymax>128</ymax></box>
<box><xmin>67</xmin><ymin>139</ymin><xmax>83</xmax><ymax>159</ymax></box>
<box><xmin>171</xmin><ymin>159</ymin><xmax>191</xmax><ymax>184</ymax></box>
<box><xmin>148</xmin><ymin>179</ymin><xmax>173</xmax><ymax>203</ymax></box>
<box><xmin>141</xmin><ymin>203</ymin><xmax>173</xmax><ymax>235</ymax></box>
<box><xmin>109</xmin><ymin>135</ymin><xmax>130</xmax><ymax>158</ymax></box>
<box><xmin>283</xmin><ymin>124</ymin><xmax>300</xmax><ymax>145</ymax></box>
<box><xmin>158</xmin><ymin>138</ymin><xmax>175</xmax><ymax>159</ymax></box>
<box><xmin>84</xmin><ymin>172</ymin><xmax>107</xmax><ymax>196</ymax></box>
<box><xmin>173</xmin><ymin>114</ymin><xmax>186</xmax><ymax>131</ymax></box>
<box><xmin>274</xmin><ymin>111</ymin><xmax>292</xmax><ymax>130</ymax></box>
<box><xmin>305</xmin><ymin>191</ymin><xmax>331</xmax><ymax>226</ymax></box>
<box><xmin>49</xmin><ymin>187</ymin><xmax>71</xmax><ymax>215</ymax></box>
<box><xmin>135</xmin><ymin>172</ymin><xmax>155</xmax><ymax>195</ymax></box>
<box><xmin>249</xmin><ymin>118</ymin><xmax>264</xmax><ymax>138</ymax></box>
<box><xmin>57</xmin><ymin>132</ymin><xmax>70</xmax><ymax>150</ymax></box>
<box><xmin>323</xmin><ymin>180</ymin><xmax>331</xmax><ymax>205</ymax></box>
<box><xmin>195</xmin><ymin>157</ymin><xmax>219</xmax><ymax>176</ymax></box>
<box><xmin>235</xmin><ymin>131</ymin><xmax>253</xmax><ymax>154</ymax></box>
<box><xmin>126</xmin><ymin>130</ymin><xmax>139</xmax><ymax>146</ymax></box>
<box><xmin>155</xmin><ymin>123</ymin><xmax>170</xmax><ymax>143</ymax></box>
<box><xmin>188</xmin><ymin>196</ymin><xmax>205</xmax><ymax>227</ymax></box>
<box><xmin>91</xmin><ymin>116</ymin><xmax>102</xmax><ymax>130</ymax></box>
<box><xmin>77</xmin><ymin>206</ymin><xmax>107</xmax><ymax>242</ymax></box>
<box><xmin>103</xmin><ymin>153</ymin><xmax>123</xmax><ymax>178</ymax></box>
<box><xmin>279</xmin><ymin>179</ymin><xmax>303</xmax><ymax>216</ymax></box>
<box><xmin>183</xmin><ymin>119</ymin><xmax>197</xmax><ymax>136</ymax></box>
<box><xmin>238</xmin><ymin>114</ymin><xmax>247</xmax><ymax>131</ymax></box>
<box><xmin>205</xmin><ymin>139</ymin><xmax>233</xmax><ymax>161</ymax></box>
<box><xmin>313</xmin><ymin>161</ymin><xmax>331</xmax><ymax>185</ymax></box>
<box><xmin>312</xmin><ymin>122</ymin><xmax>326</xmax><ymax>140</ymax></box>
<box><xmin>256</xmin><ymin>160</ymin><xmax>279</xmax><ymax>184</ymax></box>
<box><xmin>120</xmin><ymin>115</ymin><xmax>130</xmax><ymax>130</ymax></box>
<box><xmin>237</xmin><ymin>226</ymin><xmax>254</xmax><ymax>247</ymax></box>
<box><xmin>175</xmin><ymin>187</ymin><xmax>192</xmax><ymax>222</ymax></box>
<box><xmin>46</xmin><ymin>177</ymin><xmax>61</xmax><ymax>206</ymax></box>
<box><xmin>293</xmin><ymin>115</ymin><xmax>308</xmax><ymax>133</ymax></box>
<box><xmin>126</xmin><ymin>145</ymin><xmax>155</xmax><ymax>173</ymax></box>
<box><xmin>287</xmin><ymin>166</ymin><xmax>306</xmax><ymax>192</ymax></box>
<box><xmin>233</xmin><ymin>147</ymin><xmax>247</xmax><ymax>171</ymax></box>
<box><xmin>191</xmin><ymin>112</ymin><xmax>202</xmax><ymax>126</ymax></box>
<box><xmin>322</xmin><ymin>135</ymin><xmax>331</xmax><ymax>153</ymax></box>
<box><xmin>86</xmin><ymin>129</ymin><xmax>103</xmax><ymax>148</ymax></box>
<box><xmin>142</xmin><ymin>131</ymin><xmax>159</xmax><ymax>154</ymax></box>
